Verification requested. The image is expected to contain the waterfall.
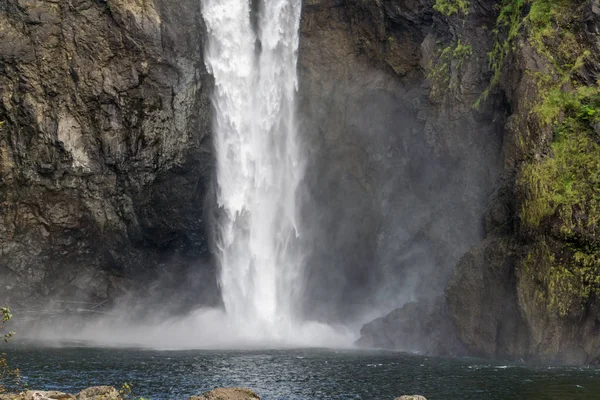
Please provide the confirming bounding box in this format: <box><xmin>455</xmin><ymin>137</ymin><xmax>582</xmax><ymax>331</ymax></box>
<box><xmin>201</xmin><ymin>0</ymin><xmax>305</xmax><ymax>339</ymax></box>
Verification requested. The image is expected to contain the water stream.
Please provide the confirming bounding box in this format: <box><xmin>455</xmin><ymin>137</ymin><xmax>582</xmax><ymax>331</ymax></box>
<box><xmin>201</xmin><ymin>0</ymin><xmax>305</xmax><ymax>339</ymax></box>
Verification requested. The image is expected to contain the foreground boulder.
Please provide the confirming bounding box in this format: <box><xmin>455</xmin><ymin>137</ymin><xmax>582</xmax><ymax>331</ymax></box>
<box><xmin>0</xmin><ymin>387</ymin><xmax>262</xmax><ymax>400</ymax></box>
<box><xmin>189</xmin><ymin>388</ymin><xmax>260</xmax><ymax>400</ymax></box>
<box><xmin>0</xmin><ymin>387</ymin><xmax>120</xmax><ymax>400</ymax></box>
<box><xmin>76</xmin><ymin>386</ymin><xmax>120</xmax><ymax>400</ymax></box>
<box><xmin>0</xmin><ymin>391</ymin><xmax>75</xmax><ymax>400</ymax></box>
<box><xmin>396</xmin><ymin>396</ymin><xmax>427</xmax><ymax>400</ymax></box>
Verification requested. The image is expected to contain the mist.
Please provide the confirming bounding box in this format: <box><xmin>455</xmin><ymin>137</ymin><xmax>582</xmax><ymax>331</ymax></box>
<box><xmin>295</xmin><ymin>62</ymin><xmax>502</xmax><ymax>330</ymax></box>
<box><xmin>1</xmin><ymin>0</ymin><xmax>503</xmax><ymax>353</ymax></box>
<box><xmin>14</xmin><ymin>306</ymin><xmax>355</xmax><ymax>350</ymax></box>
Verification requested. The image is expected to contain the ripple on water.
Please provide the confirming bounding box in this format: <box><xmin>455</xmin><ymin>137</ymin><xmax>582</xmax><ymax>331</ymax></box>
<box><xmin>3</xmin><ymin>347</ymin><xmax>600</xmax><ymax>400</ymax></box>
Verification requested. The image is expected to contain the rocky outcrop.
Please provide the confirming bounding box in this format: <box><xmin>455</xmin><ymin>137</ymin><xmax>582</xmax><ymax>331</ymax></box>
<box><xmin>358</xmin><ymin>0</ymin><xmax>600</xmax><ymax>364</ymax></box>
<box><xmin>0</xmin><ymin>386</ymin><xmax>119</xmax><ymax>400</ymax></box>
<box><xmin>395</xmin><ymin>396</ymin><xmax>427</xmax><ymax>400</ymax></box>
<box><xmin>0</xmin><ymin>0</ymin><xmax>217</xmax><ymax>310</ymax></box>
<box><xmin>298</xmin><ymin>0</ymin><xmax>502</xmax><ymax>323</ymax></box>
<box><xmin>445</xmin><ymin>0</ymin><xmax>600</xmax><ymax>365</ymax></box>
<box><xmin>0</xmin><ymin>387</ymin><xmax>260</xmax><ymax>400</ymax></box>
<box><xmin>190</xmin><ymin>388</ymin><xmax>260</xmax><ymax>400</ymax></box>
<box><xmin>446</xmin><ymin>237</ymin><xmax>529</xmax><ymax>359</ymax></box>
<box><xmin>357</xmin><ymin>298</ymin><xmax>465</xmax><ymax>356</ymax></box>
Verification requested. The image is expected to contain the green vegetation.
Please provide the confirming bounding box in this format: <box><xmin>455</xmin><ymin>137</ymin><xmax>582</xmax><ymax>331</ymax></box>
<box><xmin>482</xmin><ymin>0</ymin><xmax>579</xmax><ymax>101</ymax></box>
<box><xmin>427</xmin><ymin>39</ymin><xmax>473</xmax><ymax>95</ymax></box>
<box><xmin>479</xmin><ymin>0</ymin><xmax>525</xmax><ymax>101</ymax></box>
<box><xmin>523</xmin><ymin>236</ymin><xmax>600</xmax><ymax>318</ymax></box>
<box><xmin>0</xmin><ymin>308</ymin><xmax>20</xmax><ymax>394</ymax></box>
<box><xmin>120</xmin><ymin>383</ymin><xmax>150</xmax><ymax>400</ymax></box>
<box><xmin>433</xmin><ymin>0</ymin><xmax>470</xmax><ymax>17</ymax></box>
<box><xmin>485</xmin><ymin>0</ymin><xmax>600</xmax><ymax>317</ymax></box>
<box><xmin>519</xmin><ymin>84</ymin><xmax>600</xmax><ymax>316</ymax></box>
<box><xmin>520</xmin><ymin>85</ymin><xmax>600</xmax><ymax>229</ymax></box>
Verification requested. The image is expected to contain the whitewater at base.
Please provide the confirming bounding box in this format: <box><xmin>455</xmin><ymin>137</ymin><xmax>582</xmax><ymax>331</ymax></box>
<box><xmin>19</xmin><ymin>308</ymin><xmax>356</xmax><ymax>350</ymax></box>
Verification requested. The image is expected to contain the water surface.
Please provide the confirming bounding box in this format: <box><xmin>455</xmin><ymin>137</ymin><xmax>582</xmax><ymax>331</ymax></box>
<box><xmin>3</xmin><ymin>345</ymin><xmax>600</xmax><ymax>399</ymax></box>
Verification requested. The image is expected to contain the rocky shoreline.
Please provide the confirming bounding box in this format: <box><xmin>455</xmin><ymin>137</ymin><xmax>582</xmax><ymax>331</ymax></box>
<box><xmin>0</xmin><ymin>387</ymin><xmax>427</xmax><ymax>400</ymax></box>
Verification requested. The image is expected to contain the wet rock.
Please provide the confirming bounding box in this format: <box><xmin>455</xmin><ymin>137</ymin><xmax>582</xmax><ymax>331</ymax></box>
<box><xmin>0</xmin><ymin>0</ymin><xmax>217</xmax><ymax>310</ymax></box>
<box><xmin>299</xmin><ymin>0</ymin><xmax>502</xmax><ymax>326</ymax></box>
<box><xmin>0</xmin><ymin>391</ymin><xmax>75</xmax><ymax>400</ymax></box>
<box><xmin>357</xmin><ymin>298</ymin><xmax>465</xmax><ymax>357</ymax></box>
<box><xmin>189</xmin><ymin>388</ymin><xmax>260</xmax><ymax>400</ymax></box>
<box><xmin>395</xmin><ymin>396</ymin><xmax>427</xmax><ymax>400</ymax></box>
<box><xmin>76</xmin><ymin>386</ymin><xmax>121</xmax><ymax>400</ymax></box>
<box><xmin>446</xmin><ymin>237</ymin><xmax>529</xmax><ymax>359</ymax></box>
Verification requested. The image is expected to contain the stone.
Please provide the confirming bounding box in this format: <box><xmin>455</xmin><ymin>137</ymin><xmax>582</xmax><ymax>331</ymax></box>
<box><xmin>75</xmin><ymin>386</ymin><xmax>121</xmax><ymax>400</ymax></box>
<box><xmin>395</xmin><ymin>396</ymin><xmax>427</xmax><ymax>400</ymax></box>
<box><xmin>0</xmin><ymin>0</ymin><xmax>218</xmax><ymax>311</ymax></box>
<box><xmin>0</xmin><ymin>391</ymin><xmax>75</xmax><ymax>400</ymax></box>
<box><xmin>356</xmin><ymin>298</ymin><xmax>466</xmax><ymax>357</ymax></box>
<box><xmin>189</xmin><ymin>388</ymin><xmax>260</xmax><ymax>400</ymax></box>
<box><xmin>0</xmin><ymin>386</ymin><xmax>122</xmax><ymax>400</ymax></box>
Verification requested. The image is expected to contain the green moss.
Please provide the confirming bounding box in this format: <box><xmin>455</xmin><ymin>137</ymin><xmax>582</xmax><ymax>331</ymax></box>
<box><xmin>520</xmin><ymin>96</ymin><xmax>600</xmax><ymax>230</ymax></box>
<box><xmin>477</xmin><ymin>0</ymin><xmax>524</xmax><ymax>103</ymax></box>
<box><xmin>519</xmin><ymin>84</ymin><xmax>600</xmax><ymax>317</ymax></box>
<box><xmin>433</xmin><ymin>0</ymin><xmax>470</xmax><ymax>17</ymax></box>
<box><xmin>479</xmin><ymin>0</ymin><xmax>582</xmax><ymax>103</ymax></box>
<box><xmin>523</xmin><ymin>238</ymin><xmax>600</xmax><ymax>318</ymax></box>
<box><xmin>488</xmin><ymin>0</ymin><xmax>600</xmax><ymax>318</ymax></box>
<box><xmin>427</xmin><ymin>39</ymin><xmax>473</xmax><ymax>94</ymax></box>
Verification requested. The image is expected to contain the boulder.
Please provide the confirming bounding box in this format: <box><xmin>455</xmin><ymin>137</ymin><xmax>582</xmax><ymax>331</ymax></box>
<box><xmin>395</xmin><ymin>396</ymin><xmax>427</xmax><ymax>400</ymax></box>
<box><xmin>356</xmin><ymin>298</ymin><xmax>466</xmax><ymax>357</ymax></box>
<box><xmin>0</xmin><ymin>391</ymin><xmax>74</xmax><ymax>400</ymax></box>
<box><xmin>75</xmin><ymin>387</ymin><xmax>121</xmax><ymax>400</ymax></box>
<box><xmin>189</xmin><ymin>388</ymin><xmax>260</xmax><ymax>400</ymax></box>
<box><xmin>0</xmin><ymin>387</ymin><xmax>122</xmax><ymax>400</ymax></box>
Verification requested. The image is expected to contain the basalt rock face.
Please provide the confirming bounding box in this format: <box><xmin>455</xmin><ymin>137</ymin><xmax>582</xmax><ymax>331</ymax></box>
<box><xmin>356</xmin><ymin>297</ymin><xmax>466</xmax><ymax>356</ymax></box>
<box><xmin>298</xmin><ymin>1</ymin><xmax>503</xmax><ymax>324</ymax></box>
<box><xmin>446</xmin><ymin>0</ymin><xmax>600</xmax><ymax>365</ymax></box>
<box><xmin>354</xmin><ymin>0</ymin><xmax>600</xmax><ymax>364</ymax></box>
<box><xmin>0</xmin><ymin>0</ymin><xmax>217</xmax><ymax>310</ymax></box>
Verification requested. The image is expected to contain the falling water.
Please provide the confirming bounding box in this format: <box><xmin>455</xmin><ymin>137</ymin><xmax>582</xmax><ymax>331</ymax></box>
<box><xmin>201</xmin><ymin>0</ymin><xmax>305</xmax><ymax>339</ymax></box>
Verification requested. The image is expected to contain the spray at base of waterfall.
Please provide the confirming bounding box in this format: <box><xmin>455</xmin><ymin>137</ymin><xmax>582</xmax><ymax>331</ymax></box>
<box><xmin>17</xmin><ymin>308</ymin><xmax>356</xmax><ymax>350</ymax></box>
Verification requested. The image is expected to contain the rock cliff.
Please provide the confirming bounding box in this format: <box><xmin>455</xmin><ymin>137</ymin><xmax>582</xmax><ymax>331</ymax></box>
<box><xmin>298</xmin><ymin>0</ymin><xmax>502</xmax><ymax>323</ymax></box>
<box><xmin>0</xmin><ymin>0</ymin><xmax>217</xmax><ymax>310</ymax></box>
<box><xmin>1</xmin><ymin>0</ymin><xmax>599</xmax><ymax>365</ymax></box>
<box><xmin>355</xmin><ymin>0</ymin><xmax>600</xmax><ymax>364</ymax></box>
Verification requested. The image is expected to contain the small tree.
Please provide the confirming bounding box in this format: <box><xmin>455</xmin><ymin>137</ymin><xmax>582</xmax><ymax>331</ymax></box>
<box><xmin>0</xmin><ymin>307</ymin><xmax>20</xmax><ymax>394</ymax></box>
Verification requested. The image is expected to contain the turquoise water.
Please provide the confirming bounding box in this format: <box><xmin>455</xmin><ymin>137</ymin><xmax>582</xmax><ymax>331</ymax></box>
<box><xmin>2</xmin><ymin>346</ymin><xmax>600</xmax><ymax>399</ymax></box>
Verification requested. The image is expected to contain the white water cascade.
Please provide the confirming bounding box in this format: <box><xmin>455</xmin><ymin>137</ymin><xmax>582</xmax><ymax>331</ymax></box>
<box><xmin>201</xmin><ymin>0</ymin><xmax>307</xmax><ymax>341</ymax></box>
<box><xmin>22</xmin><ymin>1</ymin><xmax>353</xmax><ymax>350</ymax></box>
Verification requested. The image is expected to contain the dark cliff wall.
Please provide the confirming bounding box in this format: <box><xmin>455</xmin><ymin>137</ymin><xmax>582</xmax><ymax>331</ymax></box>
<box><xmin>297</xmin><ymin>0</ymin><xmax>503</xmax><ymax>324</ymax></box>
<box><xmin>1</xmin><ymin>0</ymin><xmax>599</xmax><ymax>365</ymax></box>
<box><xmin>0</xmin><ymin>0</ymin><xmax>217</xmax><ymax>310</ymax></box>
<box><xmin>446</xmin><ymin>0</ymin><xmax>600</xmax><ymax>365</ymax></box>
<box><xmin>354</xmin><ymin>0</ymin><xmax>600</xmax><ymax>365</ymax></box>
